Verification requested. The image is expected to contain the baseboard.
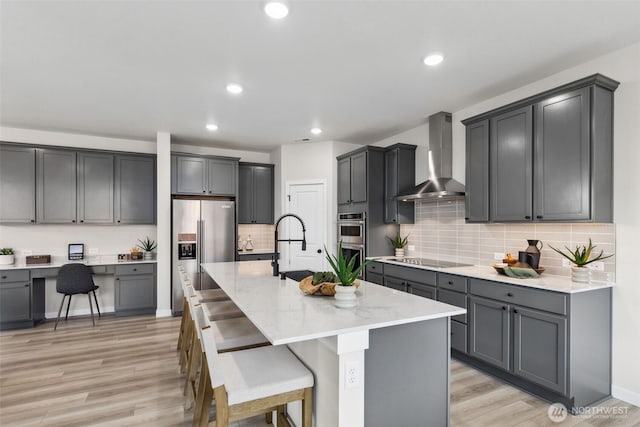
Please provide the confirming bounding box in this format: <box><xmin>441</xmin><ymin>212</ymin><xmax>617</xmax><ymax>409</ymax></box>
<box><xmin>155</xmin><ymin>308</ymin><xmax>173</xmax><ymax>318</ymax></box>
<box><xmin>612</xmin><ymin>385</ymin><xmax>640</xmax><ymax>407</ymax></box>
<box><xmin>45</xmin><ymin>306</ymin><xmax>115</xmax><ymax>319</ymax></box>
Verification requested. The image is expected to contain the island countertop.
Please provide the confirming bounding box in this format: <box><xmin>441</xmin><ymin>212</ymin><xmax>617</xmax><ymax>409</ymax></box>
<box><xmin>201</xmin><ymin>260</ymin><xmax>465</xmax><ymax>346</ymax></box>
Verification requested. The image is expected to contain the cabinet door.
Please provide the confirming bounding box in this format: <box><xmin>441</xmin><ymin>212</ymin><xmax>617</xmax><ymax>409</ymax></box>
<box><xmin>237</xmin><ymin>165</ymin><xmax>253</xmax><ymax>224</ymax></box>
<box><xmin>384</xmin><ymin>277</ymin><xmax>406</xmax><ymax>292</ymax></box>
<box><xmin>469</xmin><ymin>296</ymin><xmax>510</xmax><ymax>370</ymax></box>
<box><xmin>465</xmin><ymin>120</ymin><xmax>489</xmax><ymax>222</ymax></box>
<box><xmin>451</xmin><ymin>320</ymin><xmax>468</xmax><ymax>354</ymax></box>
<box><xmin>337</xmin><ymin>157</ymin><xmax>351</xmax><ymax>205</ymax></box>
<box><xmin>0</xmin><ymin>282</ymin><xmax>31</xmax><ymax>322</ymax></box>
<box><xmin>384</xmin><ymin>149</ymin><xmax>399</xmax><ymax>223</ymax></box>
<box><xmin>408</xmin><ymin>281</ymin><xmax>436</xmax><ymax>300</ymax></box>
<box><xmin>36</xmin><ymin>149</ymin><xmax>77</xmax><ymax>223</ymax></box>
<box><xmin>115</xmin><ymin>274</ymin><xmax>156</xmax><ymax>314</ymax></box>
<box><xmin>115</xmin><ymin>155</ymin><xmax>156</xmax><ymax>224</ymax></box>
<box><xmin>77</xmin><ymin>152</ymin><xmax>114</xmax><ymax>224</ymax></box>
<box><xmin>366</xmin><ymin>272</ymin><xmax>384</xmax><ymax>285</ymax></box>
<box><xmin>438</xmin><ymin>288</ymin><xmax>467</xmax><ymax>323</ymax></box>
<box><xmin>513</xmin><ymin>306</ymin><xmax>567</xmax><ymax>394</ymax></box>
<box><xmin>534</xmin><ymin>87</ymin><xmax>591</xmax><ymax>221</ymax></box>
<box><xmin>208</xmin><ymin>159</ymin><xmax>237</xmax><ymax>196</ymax></box>
<box><xmin>0</xmin><ymin>145</ymin><xmax>36</xmax><ymax>223</ymax></box>
<box><xmin>174</xmin><ymin>156</ymin><xmax>208</xmax><ymax>194</ymax></box>
<box><xmin>253</xmin><ymin>166</ymin><xmax>274</xmax><ymax>224</ymax></box>
<box><xmin>350</xmin><ymin>152</ymin><xmax>367</xmax><ymax>204</ymax></box>
<box><xmin>490</xmin><ymin>106</ymin><xmax>533</xmax><ymax>222</ymax></box>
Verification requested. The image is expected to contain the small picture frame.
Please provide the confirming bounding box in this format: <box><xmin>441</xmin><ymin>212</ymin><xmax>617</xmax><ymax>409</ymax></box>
<box><xmin>68</xmin><ymin>243</ymin><xmax>84</xmax><ymax>260</ymax></box>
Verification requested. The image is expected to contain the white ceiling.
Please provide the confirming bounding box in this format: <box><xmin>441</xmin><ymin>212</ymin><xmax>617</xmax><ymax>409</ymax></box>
<box><xmin>1</xmin><ymin>1</ymin><xmax>640</xmax><ymax>152</ymax></box>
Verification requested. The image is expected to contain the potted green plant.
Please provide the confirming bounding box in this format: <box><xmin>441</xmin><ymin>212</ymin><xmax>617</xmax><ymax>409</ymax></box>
<box><xmin>548</xmin><ymin>239</ymin><xmax>613</xmax><ymax>283</ymax></box>
<box><xmin>137</xmin><ymin>237</ymin><xmax>157</xmax><ymax>260</ymax></box>
<box><xmin>387</xmin><ymin>232</ymin><xmax>409</xmax><ymax>257</ymax></box>
<box><xmin>0</xmin><ymin>248</ymin><xmax>15</xmax><ymax>265</ymax></box>
<box><xmin>325</xmin><ymin>241</ymin><xmax>372</xmax><ymax>308</ymax></box>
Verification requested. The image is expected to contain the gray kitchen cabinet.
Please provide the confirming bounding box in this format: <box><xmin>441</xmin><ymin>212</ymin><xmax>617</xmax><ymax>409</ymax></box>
<box><xmin>383</xmin><ymin>276</ymin><xmax>407</xmax><ymax>292</ymax></box>
<box><xmin>172</xmin><ymin>154</ymin><xmax>238</xmax><ymax>196</ymax></box>
<box><xmin>238</xmin><ymin>163</ymin><xmax>274</xmax><ymax>224</ymax></box>
<box><xmin>464</xmin><ymin>120</ymin><xmax>489</xmax><ymax>222</ymax></box>
<box><xmin>0</xmin><ymin>269</ymin><xmax>44</xmax><ymax>330</ymax></box>
<box><xmin>383</xmin><ymin>264</ymin><xmax>437</xmax><ymax>299</ymax></box>
<box><xmin>384</xmin><ymin>144</ymin><xmax>416</xmax><ymax>224</ymax></box>
<box><xmin>36</xmin><ymin>148</ymin><xmax>77</xmax><ymax>223</ymax></box>
<box><xmin>366</xmin><ymin>272</ymin><xmax>384</xmax><ymax>285</ymax></box>
<box><xmin>468</xmin><ymin>295</ymin><xmax>511</xmax><ymax>371</ymax></box>
<box><xmin>0</xmin><ymin>144</ymin><xmax>36</xmax><ymax>223</ymax></box>
<box><xmin>350</xmin><ymin>151</ymin><xmax>367</xmax><ymax>204</ymax></box>
<box><xmin>407</xmin><ymin>281</ymin><xmax>436</xmax><ymax>300</ymax></box>
<box><xmin>490</xmin><ymin>106</ymin><xmax>533</xmax><ymax>222</ymax></box>
<box><xmin>463</xmin><ymin>74</ymin><xmax>618</xmax><ymax>223</ymax></box>
<box><xmin>236</xmin><ymin>252</ymin><xmax>274</xmax><ymax>261</ymax></box>
<box><xmin>513</xmin><ymin>306</ymin><xmax>567</xmax><ymax>394</ymax></box>
<box><xmin>115</xmin><ymin>154</ymin><xmax>156</xmax><ymax>224</ymax></box>
<box><xmin>451</xmin><ymin>321</ymin><xmax>468</xmax><ymax>354</ymax></box>
<box><xmin>114</xmin><ymin>264</ymin><xmax>156</xmax><ymax>316</ymax></box>
<box><xmin>77</xmin><ymin>152</ymin><xmax>114</xmax><ymax>224</ymax></box>
<box><xmin>365</xmin><ymin>261</ymin><xmax>385</xmax><ymax>285</ymax></box>
<box><xmin>438</xmin><ymin>288</ymin><xmax>467</xmax><ymax>324</ymax></box>
<box><xmin>337</xmin><ymin>157</ymin><xmax>351</xmax><ymax>206</ymax></box>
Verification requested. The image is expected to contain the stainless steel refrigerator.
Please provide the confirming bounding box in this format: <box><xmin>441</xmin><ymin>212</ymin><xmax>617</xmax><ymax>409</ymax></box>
<box><xmin>172</xmin><ymin>198</ymin><xmax>235</xmax><ymax>315</ymax></box>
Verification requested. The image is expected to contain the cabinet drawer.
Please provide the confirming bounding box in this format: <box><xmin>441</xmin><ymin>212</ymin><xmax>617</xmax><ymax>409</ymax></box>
<box><xmin>0</xmin><ymin>270</ymin><xmax>30</xmax><ymax>283</ymax></box>
<box><xmin>90</xmin><ymin>266</ymin><xmax>109</xmax><ymax>275</ymax></box>
<box><xmin>438</xmin><ymin>288</ymin><xmax>467</xmax><ymax>324</ymax></box>
<box><xmin>437</xmin><ymin>273</ymin><xmax>468</xmax><ymax>293</ymax></box>
<box><xmin>115</xmin><ymin>263</ymin><xmax>154</xmax><ymax>276</ymax></box>
<box><xmin>469</xmin><ymin>278</ymin><xmax>567</xmax><ymax>315</ymax></box>
<box><xmin>366</xmin><ymin>272</ymin><xmax>384</xmax><ymax>286</ymax></box>
<box><xmin>32</xmin><ymin>268</ymin><xmax>59</xmax><ymax>278</ymax></box>
<box><xmin>384</xmin><ymin>264</ymin><xmax>436</xmax><ymax>286</ymax></box>
<box><xmin>451</xmin><ymin>320</ymin><xmax>468</xmax><ymax>354</ymax></box>
<box><xmin>237</xmin><ymin>253</ymin><xmax>273</xmax><ymax>261</ymax></box>
<box><xmin>366</xmin><ymin>261</ymin><xmax>384</xmax><ymax>276</ymax></box>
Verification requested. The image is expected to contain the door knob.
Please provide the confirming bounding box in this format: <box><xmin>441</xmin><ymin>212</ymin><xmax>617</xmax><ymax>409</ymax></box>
<box><xmin>317</xmin><ymin>249</ymin><xmax>322</xmax><ymax>254</ymax></box>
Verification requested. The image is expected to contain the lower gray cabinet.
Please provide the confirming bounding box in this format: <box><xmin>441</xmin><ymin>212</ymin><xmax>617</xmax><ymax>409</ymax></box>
<box><xmin>407</xmin><ymin>281</ymin><xmax>436</xmax><ymax>300</ymax></box>
<box><xmin>366</xmin><ymin>272</ymin><xmax>384</xmax><ymax>285</ymax></box>
<box><xmin>383</xmin><ymin>277</ymin><xmax>406</xmax><ymax>292</ymax></box>
<box><xmin>513</xmin><ymin>306</ymin><xmax>567</xmax><ymax>394</ymax></box>
<box><xmin>450</xmin><ymin>321</ymin><xmax>468</xmax><ymax>353</ymax></box>
<box><xmin>468</xmin><ymin>295</ymin><xmax>510</xmax><ymax>371</ymax></box>
<box><xmin>0</xmin><ymin>281</ymin><xmax>31</xmax><ymax>323</ymax></box>
<box><xmin>114</xmin><ymin>264</ymin><xmax>156</xmax><ymax>316</ymax></box>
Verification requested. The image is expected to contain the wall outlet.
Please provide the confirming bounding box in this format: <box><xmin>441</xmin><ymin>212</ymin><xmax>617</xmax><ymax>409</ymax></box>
<box><xmin>588</xmin><ymin>261</ymin><xmax>604</xmax><ymax>271</ymax></box>
<box><xmin>22</xmin><ymin>249</ymin><xmax>33</xmax><ymax>256</ymax></box>
<box><xmin>494</xmin><ymin>252</ymin><xmax>505</xmax><ymax>261</ymax></box>
<box><xmin>88</xmin><ymin>248</ymin><xmax>99</xmax><ymax>255</ymax></box>
<box><xmin>345</xmin><ymin>361</ymin><xmax>360</xmax><ymax>389</ymax></box>
<box><xmin>407</xmin><ymin>245</ymin><xmax>415</xmax><ymax>252</ymax></box>
<box><xmin>562</xmin><ymin>259</ymin><xmax>572</xmax><ymax>268</ymax></box>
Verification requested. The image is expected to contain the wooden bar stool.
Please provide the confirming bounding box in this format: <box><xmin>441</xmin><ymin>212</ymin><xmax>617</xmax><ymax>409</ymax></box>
<box><xmin>195</xmin><ymin>323</ymin><xmax>314</xmax><ymax>427</ymax></box>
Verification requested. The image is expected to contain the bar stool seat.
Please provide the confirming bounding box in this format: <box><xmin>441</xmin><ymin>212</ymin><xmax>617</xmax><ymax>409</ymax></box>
<box><xmin>209</xmin><ymin>317</ymin><xmax>269</xmax><ymax>352</ymax></box>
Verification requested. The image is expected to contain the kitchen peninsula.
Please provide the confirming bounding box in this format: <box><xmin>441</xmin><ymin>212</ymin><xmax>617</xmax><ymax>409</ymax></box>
<box><xmin>201</xmin><ymin>260</ymin><xmax>465</xmax><ymax>427</ymax></box>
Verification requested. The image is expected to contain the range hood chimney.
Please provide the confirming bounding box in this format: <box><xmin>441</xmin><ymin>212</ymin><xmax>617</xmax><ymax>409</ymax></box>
<box><xmin>396</xmin><ymin>112</ymin><xmax>465</xmax><ymax>202</ymax></box>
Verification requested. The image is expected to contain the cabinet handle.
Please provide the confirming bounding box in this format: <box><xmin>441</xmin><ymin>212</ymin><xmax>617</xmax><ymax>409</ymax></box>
<box><xmin>30</xmin><ymin>219</ymin><xmax>35</xmax><ymax>223</ymax></box>
<box><xmin>71</xmin><ymin>219</ymin><xmax>76</xmax><ymax>223</ymax></box>
<box><xmin>524</xmin><ymin>215</ymin><xmax>531</xmax><ymax>219</ymax></box>
<box><xmin>513</xmin><ymin>309</ymin><xmax>519</xmax><ymax>314</ymax></box>
<box><xmin>24</xmin><ymin>284</ymin><xmax>29</xmax><ymax>287</ymax></box>
<box><xmin>392</xmin><ymin>219</ymin><xmax>396</xmax><ymax>222</ymax></box>
<box><xmin>536</xmin><ymin>215</ymin><xmax>543</xmax><ymax>219</ymax></box>
<box><xmin>209</xmin><ymin>191</ymin><xmax>212</xmax><ymax>194</ymax></box>
<box><xmin>80</xmin><ymin>220</ymin><xmax>84</xmax><ymax>223</ymax></box>
<box><xmin>117</xmin><ymin>220</ymin><xmax>121</xmax><ymax>223</ymax></box>
<box><xmin>133</xmin><ymin>268</ymin><xmax>137</xmax><ymax>271</ymax></box>
<box><xmin>1</xmin><ymin>275</ymin><xmax>6</xmax><ymax>279</ymax></box>
<box><xmin>507</xmin><ymin>293</ymin><xmax>513</xmax><ymax>297</ymax></box>
<box><xmin>203</xmin><ymin>190</ymin><xmax>206</xmax><ymax>193</ymax></box>
<box><xmin>502</xmin><ymin>306</ymin><xmax>507</xmax><ymax>310</ymax></box>
<box><xmin>448</xmin><ymin>281</ymin><xmax>453</xmax><ymax>285</ymax></box>
<box><xmin>464</xmin><ymin>217</ymin><xmax>469</xmax><ymax>221</ymax></box>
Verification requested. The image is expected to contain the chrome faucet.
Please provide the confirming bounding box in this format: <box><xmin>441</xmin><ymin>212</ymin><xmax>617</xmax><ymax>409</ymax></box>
<box><xmin>272</xmin><ymin>213</ymin><xmax>307</xmax><ymax>277</ymax></box>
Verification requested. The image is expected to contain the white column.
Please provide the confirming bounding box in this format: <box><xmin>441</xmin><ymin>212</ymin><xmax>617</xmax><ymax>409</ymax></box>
<box><xmin>336</xmin><ymin>330</ymin><xmax>369</xmax><ymax>427</ymax></box>
<box><xmin>156</xmin><ymin>132</ymin><xmax>172</xmax><ymax>317</ymax></box>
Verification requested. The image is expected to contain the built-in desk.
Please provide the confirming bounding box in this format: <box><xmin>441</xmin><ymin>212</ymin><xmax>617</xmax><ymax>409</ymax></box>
<box><xmin>0</xmin><ymin>259</ymin><xmax>157</xmax><ymax>330</ymax></box>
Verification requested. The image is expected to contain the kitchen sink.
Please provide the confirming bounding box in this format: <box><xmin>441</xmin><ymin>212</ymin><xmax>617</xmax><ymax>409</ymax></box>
<box><xmin>280</xmin><ymin>270</ymin><xmax>315</xmax><ymax>282</ymax></box>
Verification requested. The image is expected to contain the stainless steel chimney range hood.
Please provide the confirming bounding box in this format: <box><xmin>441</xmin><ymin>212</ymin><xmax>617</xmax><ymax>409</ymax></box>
<box><xmin>396</xmin><ymin>112</ymin><xmax>465</xmax><ymax>202</ymax></box>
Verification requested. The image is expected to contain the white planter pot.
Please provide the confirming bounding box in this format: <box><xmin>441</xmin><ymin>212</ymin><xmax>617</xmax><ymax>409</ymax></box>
<box><xmin>334</xmin><ymin>284</ymin><xmax>357</xmax><ymax>308</ymax></box>
<box><xmin>395</xmin><ymin>248</ymin><xmax>405</xmax><ymax>257</ymax></box>
<box><xmin>571</xmin><ymin>266</ymin><xmax>590</xmax><ymax>283</ymax></box>
<box><xmin>144</xmin><ymin>251</ymin><xmax>153</xmax><ymax>260</ymax></box>
<box><xmin>0</xmin><ymin>254</ymin><xmax>15</xmax><ymax>265</ymax></box>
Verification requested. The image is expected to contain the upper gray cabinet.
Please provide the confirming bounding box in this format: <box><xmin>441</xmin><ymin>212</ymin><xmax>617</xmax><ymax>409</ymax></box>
<box><xmin>463</xmin><ymin>74</ymin><xmax>618</xmax><ymax>223</ymax></box>
<box><xmin>465</xmin><ymin>121</ymin><xmax>489</xmax><ymax>222</ymax></box>
<box><xmin>36</xmin><ymin>148</ymin><xmax>77</xmax><ymax>224</ymax></box>
<box><xmin>172</xmin><ymin>154</ymin><xmax>238</xmax><ymax>196</ymax></box>
<box><xmin>0</xmin><ymin>145</ymin><xmax>36</xmax><ymax>223</ymax></box>
<box><xmin>384</xmin><ymin>144</ymin><xmax>416</xmax><ymax>224</ymax></box>
<box><xmin>238</xmin><ymin>163</ymin><xmax>274</xmax><ymax>224</ymax></box>
<box><xmin>337</xmin><ymin>149</ymin><xmax>371</xmax><ymax>209</ymax></box>
<box><xmin>77</xmin><ymin>152</ymin><xmax>114</xmax><ymax>224</ymax></box>
<box><xmin>115</xmin><ymin>154</ymin><xmax>156</xmax><ymax>224</ymax></box>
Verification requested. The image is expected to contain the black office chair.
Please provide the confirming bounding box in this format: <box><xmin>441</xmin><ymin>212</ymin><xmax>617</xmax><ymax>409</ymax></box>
<box><xmin>54</xmin><ymin>263</ymin><xmax>101</xmax><ymax>330</ymax></box>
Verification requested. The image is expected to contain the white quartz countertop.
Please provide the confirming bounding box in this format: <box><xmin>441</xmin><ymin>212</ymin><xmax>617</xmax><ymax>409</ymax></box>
<box><xmin>369</xmin><ymin>257</ymin><xmax>614</xmax><ymax>294</ymax></box>
<box><xmin>201</xmin><ymin>261</ymin><xmax>465</xmax><ymax>346</ymax></box>
<box><xmin>0</xmin><ymin>255</ymin><xmax>156</xmax><ymax>271</ymax></box>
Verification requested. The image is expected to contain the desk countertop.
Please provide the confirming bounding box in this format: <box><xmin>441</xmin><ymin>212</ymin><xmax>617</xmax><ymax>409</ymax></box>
<box><xmin>0</xmin><ymin>255</ymin><xmax>157</xmax><ymax>271</ymax></box>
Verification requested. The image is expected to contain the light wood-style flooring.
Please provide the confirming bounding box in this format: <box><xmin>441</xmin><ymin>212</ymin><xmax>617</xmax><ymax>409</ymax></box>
<box><xmin>1</xmin><ymin>315</ymin><xmax>638</xmax><ymax>427</ymax></box>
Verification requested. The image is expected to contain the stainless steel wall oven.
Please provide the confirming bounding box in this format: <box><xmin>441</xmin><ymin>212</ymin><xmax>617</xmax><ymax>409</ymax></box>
<box><xmin>337</xmin><ymin>212</ymin><xmax>365</xmax><ymax>278</ymax></box>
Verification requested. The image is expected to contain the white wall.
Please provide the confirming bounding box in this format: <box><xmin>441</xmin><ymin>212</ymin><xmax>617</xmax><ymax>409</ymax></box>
<box><xmin>370</xmin><ymin>123</ymin><xmax>430</xmax><ymax>184</ymax></box>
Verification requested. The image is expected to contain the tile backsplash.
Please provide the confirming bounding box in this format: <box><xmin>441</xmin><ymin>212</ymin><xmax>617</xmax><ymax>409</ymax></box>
<box><xmin>237</xmin><ymin>224</ymin><xmax>274</xmax><ymax>251</ymax></box>
<box><xmin>400</xmin><ymin>200</ymin><xmax>615</xmax><ymax>280</ymax></box>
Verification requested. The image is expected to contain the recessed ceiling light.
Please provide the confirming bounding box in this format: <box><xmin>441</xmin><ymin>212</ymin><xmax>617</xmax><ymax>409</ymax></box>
<box><xmin>226</xmin><ymin>83</ymin><xmax>243</xmax><ymax>95</ymax></box>
<box><xmin>310</xmin><ymin>128</ymin><xmax>322</xmax><ymax>135</ymax></box>
<box><xmin>423</xmin><ymin>53</ymin><xmax>444</xmax><ymax>66</ymax></box>
<box><xmin>264</xmin><ymin>1</ymin><xmax>289</xmax><ymax>19</ymax></box>
<box><xmin>206</xmin><ymin>124</ymin><xmax>219</xmax><ymax>131</ymax></box>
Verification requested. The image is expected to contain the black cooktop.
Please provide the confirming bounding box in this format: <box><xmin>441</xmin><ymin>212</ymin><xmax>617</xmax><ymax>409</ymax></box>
<box><xmin>390</xmin><ymin>258</ymin><xmax>471</xmax><ymax>268</ymax></box>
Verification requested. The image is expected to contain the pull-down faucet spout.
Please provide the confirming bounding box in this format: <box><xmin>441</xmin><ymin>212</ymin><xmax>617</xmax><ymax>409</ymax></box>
<box><xmin>272</xmin><ymin>214</ymin><xmax>307</xmax><ymax>277</ymax></box>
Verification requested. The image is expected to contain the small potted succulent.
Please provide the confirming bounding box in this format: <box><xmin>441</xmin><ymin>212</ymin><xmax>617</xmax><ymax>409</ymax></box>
<box><xmin>387</xmin><ymin>232</ymin><xmax>409</xmax><ymax>257</ymax></box>
<box><xmin>325</xmin><ymin>241</ymin><xmax>371</xmax><ymax>308</ymax></box>
<box><xmin>137</xmin><ymin>237</ymin><xmax>157</xmax><ymax>260</ymax></box>
<box><xmin>549</xmin><ymin>239</ymin><xmax>613</xmax><ymax>283</ymax></box>
<box><xmin>0</xmin><ymin>248</ymin><xmax>15</xmax><ymax>265</ymax></box>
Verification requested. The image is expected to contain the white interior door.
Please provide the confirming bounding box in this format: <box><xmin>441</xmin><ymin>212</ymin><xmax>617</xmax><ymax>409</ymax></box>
<box><xmin>284</xmin><ymin>181</ymin><xmax>327</xmax><ymax>272</ymax></box>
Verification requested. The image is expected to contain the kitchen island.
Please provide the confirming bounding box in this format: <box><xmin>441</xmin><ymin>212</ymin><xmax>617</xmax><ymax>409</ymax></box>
<box><xmin>201</xmin><ymin>261</ymin><xmax>465</xmax><ymax>427</ymax></box>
